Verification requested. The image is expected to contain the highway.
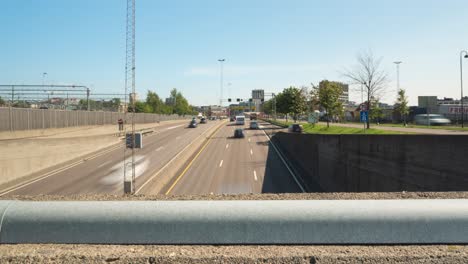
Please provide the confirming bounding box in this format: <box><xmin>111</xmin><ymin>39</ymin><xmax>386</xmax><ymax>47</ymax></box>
<box><xmin>4</xmin><ymin>120</ymin><xmax>219</xmax><ymax>195</ymax></box>
<box><xmin>165</xmin><ymin>120</ymin><xmax>303</xmax><ymax>195</ymax></box>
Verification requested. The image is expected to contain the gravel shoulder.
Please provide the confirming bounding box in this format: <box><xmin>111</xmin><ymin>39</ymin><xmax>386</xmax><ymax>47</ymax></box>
<box><xmin>3</xmin><ymin>191</ymin><xmax>468</xmax><ymax>201</ymax></box>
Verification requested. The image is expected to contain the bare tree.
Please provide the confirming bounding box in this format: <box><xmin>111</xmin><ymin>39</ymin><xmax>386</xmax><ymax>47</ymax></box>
<box><xmin>343</xmin><ymin>51</ymin><xmax>388</xmax><ymax>128</ymax></box>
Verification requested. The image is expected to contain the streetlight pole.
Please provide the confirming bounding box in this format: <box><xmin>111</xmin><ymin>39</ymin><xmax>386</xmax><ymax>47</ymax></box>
<box><xmin>393</xmin><ymin>61</ymin><xmax>402</xmax><ymax>91</ymax></box>
<box><xmin>42</xmin><ymin>72</ymin><xmax>47</xmax><ymax>86</ymax></box>
<box><xmin>394</xmin><ymin>61</ymin><xmax>403</xmax><ymax>124</ymax></box>
<box><xmin>460</xmin><ymin>51</ymin><xmax>468</xmax><ymax>128</ymax></box>
<box><xmin>218</xmin><ymin>59</ymin><xmax>225</xmax><ymax>106</ymax></box>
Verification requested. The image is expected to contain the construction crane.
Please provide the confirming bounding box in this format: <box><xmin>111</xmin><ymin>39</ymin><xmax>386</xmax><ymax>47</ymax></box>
<box><xmin>123</xmin><ymin>0</ymin><xmax>136</xmax><ymax>194</ymax></box>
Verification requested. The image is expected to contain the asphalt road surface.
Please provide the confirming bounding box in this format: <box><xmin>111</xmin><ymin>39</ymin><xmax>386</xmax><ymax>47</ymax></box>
<box><xmin>166</xmin><ymin>121</ymin><xmax>303</xmax><ymax>195</ymax></box>
<box><xmin>5</xmin><ymin>120</ymin><xmax>219</xmax><ymax>195</ymax></box>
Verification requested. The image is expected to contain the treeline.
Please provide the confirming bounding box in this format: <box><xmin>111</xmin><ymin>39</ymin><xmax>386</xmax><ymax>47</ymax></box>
<box><xmin>129</xmin><ymin>88</ymin><xmax>197</xmax><ymax>116</ymax></box>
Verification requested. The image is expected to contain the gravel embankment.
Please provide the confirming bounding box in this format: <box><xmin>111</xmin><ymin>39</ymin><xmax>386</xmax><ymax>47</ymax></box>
<box><xmin>3</xmin><ymin>192</ymin><xmax>468</xmax><ymax>201</ymax></box>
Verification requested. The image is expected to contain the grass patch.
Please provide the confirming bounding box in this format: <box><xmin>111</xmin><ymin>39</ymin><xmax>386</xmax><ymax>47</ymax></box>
<box><xmin>261</xmin><ymin>118</ymin><xmax>407</xmax><ymax>134</ymax></box>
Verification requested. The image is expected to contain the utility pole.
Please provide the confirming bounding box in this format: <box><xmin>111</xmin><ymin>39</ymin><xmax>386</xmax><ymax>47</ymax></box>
<box><xmin>218</xmin><ymin>59</ymin><xmax>225</xmax><ymax>106</ymax></box>
<box><xmin>86</xmin><ymin>88</ymin><xmax>90</xmax><ymax>111</ymax></box>
<box><xmin>460</xmin><ymin>51</ymin><xmax>468</xmax><ymax>128</ymax></box>
<box><xmin>123</xmin><ymin>0</ymin><xmax>136</xmax><ymax>194</ymax></box>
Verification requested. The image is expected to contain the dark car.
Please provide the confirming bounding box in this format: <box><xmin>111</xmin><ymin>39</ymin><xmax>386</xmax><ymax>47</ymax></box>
<box><xmin>200</xmin><ymin>117</ymin><xmax>207</xmax><ymax>124</ymax></box>
<box><xmin>188</xmin><ymin>120</ymin><xmax>197</xmax><ymax>128</ymax></box>
<box><xmin>230</xmin><ymin>116</ymin><xmax>235</xmax><ymax>122</ymax></box>
<box><xmin>233</xmin><ymin>128</ymin><xmax>244</xmax><ymax>138</ymax></box>
<box><xmin>288</xmin><ymin>124</ymin><xmax>303</xmax><ymax>133</ymax></box>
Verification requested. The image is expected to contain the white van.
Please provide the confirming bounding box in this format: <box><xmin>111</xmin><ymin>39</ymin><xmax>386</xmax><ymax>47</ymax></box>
<box><xmin>235</xmin><ymin>115</ymin><xmax>245</xmax><ymax>125</ymax></box>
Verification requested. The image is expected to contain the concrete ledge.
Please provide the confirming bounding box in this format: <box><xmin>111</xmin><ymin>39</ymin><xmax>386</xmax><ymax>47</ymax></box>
<box><xmin>0</xmin><ymin>199</ymin><xmax>467</xmax><ymax>244</ymax></box>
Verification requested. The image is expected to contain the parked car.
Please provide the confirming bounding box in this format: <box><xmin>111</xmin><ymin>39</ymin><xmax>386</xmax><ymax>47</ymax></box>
<box><xmin>234</xmin><ymin>128</ymin><xmax>245</xmax><ymax>138</ymax></box>
<box><xmin>288</xmin><ymin>124</ymin><xmax>303</xmax><ymax>133</ymax></box>
<box><xmin>414</xmin><ymin>114</ymin><xmax>451</xmax><ymax>126</ymax></box>
<box><xmin>249</xmin><ymin>121</ymin><xmax>259</xmax><ymax>129</ymax></box>
<box><xmin>200</xmin><ymin>117</ymin><xmax>207</xmax><ymax>124</ymax></box>
<box><xmin>188</xmin><ymin>120</ymin><xmax>197</xmax><ymax>128</ymax></box>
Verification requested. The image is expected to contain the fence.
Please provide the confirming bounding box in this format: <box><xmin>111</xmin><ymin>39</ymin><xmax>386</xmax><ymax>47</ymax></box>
<box><xmin>0</xmin><ymin>107</ymin><xmax>187</xmax><ymax>132</ymax></box>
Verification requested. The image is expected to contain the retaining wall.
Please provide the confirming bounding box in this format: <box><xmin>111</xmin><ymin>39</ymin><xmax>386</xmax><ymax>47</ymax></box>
<box><xmin>272</xmin><ymin>133</ymin><xmax>468</xmax><ymax>192</ymax></box>
<box><xmin>0</xmin><ymin>107</ymin><xmax>185</xmax><ymax>132</ymax></box>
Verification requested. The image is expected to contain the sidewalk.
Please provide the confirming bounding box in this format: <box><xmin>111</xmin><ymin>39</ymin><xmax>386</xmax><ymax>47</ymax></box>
<box><xmin>324</xmin><ymin>122</ymin><xmax>468</xmax><ymax>135</ymax></box>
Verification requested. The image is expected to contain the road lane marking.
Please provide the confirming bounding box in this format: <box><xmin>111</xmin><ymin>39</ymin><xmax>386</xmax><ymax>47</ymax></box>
<box><xmin>250</xmin><ymin>149</ymin><xmax>253</xmax><ymax>155</ymax></box>
<box><xmin>225</xmin><ymin>144</ymin><xmax>229</xmax><ymax>149</ymax></box>
<box><xmin>163</xmin><ymin>122</ymin><xmax>225</xmax><ymax>195</ymax></box>
<box><xmin>166</xmin><ymin>124</ymin><xmax>183</xmax><ymax>130</ymax></box>
<box><xmin>248</xmin><ymin>138</ymin><xmax>251</xmax><ymax>142</ymax></box>
<box><xmin>254</xmin><ymin>170</ymin><xmax>258</xmax><ymax>181</ymax></box>
<box><xmin>219</xmin><ymin>160</ymin><xmax>223</xmax><ymax>167</ymax></box>
<box><xmin>156</xmin><ymin>146</ymin><xmax>164</xmax><ymax>152</ymax></box>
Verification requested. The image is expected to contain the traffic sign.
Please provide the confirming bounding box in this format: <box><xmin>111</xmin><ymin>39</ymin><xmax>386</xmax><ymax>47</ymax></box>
<box><xmin>360</xmin><ymin>111</ymin><xmax>368</xmax><ymax>123</ymax></box>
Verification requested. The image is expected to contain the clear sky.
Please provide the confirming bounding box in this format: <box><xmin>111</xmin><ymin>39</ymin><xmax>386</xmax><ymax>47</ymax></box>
<box><xmin>1</xmin><ymin>0</ymin><xmax>468</xmax><ymax>106</ymax></box>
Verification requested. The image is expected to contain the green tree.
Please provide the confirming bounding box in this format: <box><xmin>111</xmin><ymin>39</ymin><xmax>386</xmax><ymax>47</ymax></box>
<box><xmin>394</xmin><ymin>89</ymin><xmax>409</xmax><ymax>125</ymax></box>
<box><xmin>0</xmin><ymin>96</ymin><xmax>5</xmax><ymax>106</ymax></box>
<box><xmin>312</xmin><ymin>80</ymin><xmax>343</xmax><ymax>127</ymax></box>
<box><xmin>170</xmin><ymin>88</ymin><xmax>191</xmax><ymax>115</ymax></box>
<box><xmin>146</xmin><ymin>91</ymin><xmax>165</xmax><ymax>114</ymax></box>
<box><xmin>262</xmin><ymin>99</ymin><xmax>273</xmax><ymax>116</ymax></box>
<box><xmin>275</xmin><ymin>86</ymin><xmax>307</xmax><ymax>122</ymax></box>
<box><xmin>370</xmin><ymin>99</ymin><xmax>384</xmax><ymax>124</ymax></box>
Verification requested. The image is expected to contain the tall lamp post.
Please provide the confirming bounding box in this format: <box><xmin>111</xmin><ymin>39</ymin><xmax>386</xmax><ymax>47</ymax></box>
<box><xmin>394</xmin><ymin>61</ymin><xmax>403</xmax><ymax>124</ymax></box>
<box><xmin>218</xmin><ymin>59</ymin><xmax>225</xmax><ymax>106</ymax></box>
<box><xmin>460</xmin><ymin>51</ymin><xmax>468</xmax><ymax>128</ymax></box>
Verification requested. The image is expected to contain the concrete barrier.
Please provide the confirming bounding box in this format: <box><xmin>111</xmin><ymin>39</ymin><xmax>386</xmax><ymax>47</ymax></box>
<box><xmin>0</xmin><ymin>199</ymin><xmax>467</xmax><ymax>244</ymax></box>
<box><xmin>272</xmin><ymin>133</ymin><xmax>468</xmax><ymax>192</ymax></box>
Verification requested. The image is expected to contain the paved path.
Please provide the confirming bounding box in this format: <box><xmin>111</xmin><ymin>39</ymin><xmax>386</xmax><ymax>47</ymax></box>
<box><xmin>323</xmin><ymin>122</ymin><xmax>468</xmax><ymax>135</ymax></box>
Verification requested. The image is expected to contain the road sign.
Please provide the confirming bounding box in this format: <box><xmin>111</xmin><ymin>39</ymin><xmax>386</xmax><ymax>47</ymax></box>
<box><xmin>308</xmin><ymin>111</ymin><xmax>319</xmax><ymax>124</ymax></box>
<box><xmin>361</xmin><ymin>103</ymin><xmax>367</xmax><ymax>111</ymax></box>
<box><xmin>360</xmin><ymin>111</ymin><xmax>368</xmax><ymax>123</ymax></box>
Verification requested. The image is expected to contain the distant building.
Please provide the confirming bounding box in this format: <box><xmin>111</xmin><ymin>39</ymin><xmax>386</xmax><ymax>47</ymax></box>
<box><xmin>417</xmin><ymin>96</ymin><xmax>468</xmax><ymax>122</ymax></box>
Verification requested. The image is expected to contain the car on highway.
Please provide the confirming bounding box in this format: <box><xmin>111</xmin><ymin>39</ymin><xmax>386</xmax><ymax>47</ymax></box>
<box><xmin>414</xmin><ymin>114</ymin><xmax>451</xmax><ymax>126</ymax></box>
<box><xmin>288</xmin><ymin>124</ymin><xmax>303</xmax><ymax>133</ymax></box>
<box><xmin>249</xmin><ymin>121</ymin><xmax>259</xmax><ymax>129</ymax></box>
<box><xmin>188</xmin><ymin>120</ymin><xmax>198</xmax><ymax>128</ymax></box>
<box><xmin>233</xmin><ymin>128</ymin><xmax>245</xmax><ymax>138</ymax></box>
<box><xmin>200</xmin><ymin>117</ymin><xmax>207</xmax><ymax>124</ymax></box>
<box><xmin>235</xmin><ymin>115</ymin><xmax>245</xmax><ymax>125</ymax></box>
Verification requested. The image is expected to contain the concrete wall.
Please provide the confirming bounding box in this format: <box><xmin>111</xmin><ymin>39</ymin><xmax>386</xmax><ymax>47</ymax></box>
<box><xmin>272</xmin><ymin>133</ymin><xmax>468</xmax><ymax>192</ymax></box>
<box><xmin>0</xmin><ymin>107</ymin><xmax>185</xmax><ymax>132</ymax></box>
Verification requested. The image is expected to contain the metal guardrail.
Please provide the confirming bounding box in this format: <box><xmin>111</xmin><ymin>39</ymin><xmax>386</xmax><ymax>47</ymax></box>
<box><xmin>0</xmin><ymin>200</ymin><xmax>466</xmax><ymax>244</ymax></box>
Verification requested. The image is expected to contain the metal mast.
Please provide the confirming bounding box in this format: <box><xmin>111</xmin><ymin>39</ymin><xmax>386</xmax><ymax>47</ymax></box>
<box><xmin>124</xmin><ymin>0</ymin><xmax>136</xmax><ymax>194</ymax></box>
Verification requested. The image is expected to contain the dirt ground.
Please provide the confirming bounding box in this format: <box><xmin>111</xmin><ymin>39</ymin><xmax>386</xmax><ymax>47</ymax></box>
<box><xmin>1</xmin><ymin>192</ymin><xmax>467</xmax><ymax>263</ymax></box>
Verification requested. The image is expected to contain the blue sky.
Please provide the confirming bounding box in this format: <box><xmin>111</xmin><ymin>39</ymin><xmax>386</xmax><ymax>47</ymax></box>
<box><xmin>1</xmin><ymin>0</ymin><xmax>468</xmax><ymax>106</ymax></box>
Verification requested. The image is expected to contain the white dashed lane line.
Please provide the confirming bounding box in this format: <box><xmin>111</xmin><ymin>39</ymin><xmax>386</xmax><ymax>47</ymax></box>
<box><xmin>219</xmin><ymin>160</ymin><xmax>224</xmax><ymax>167</ymax></box>
<box><xmin>226</xmin><ymin>144</ymin><xmax>229</xmax><ymax>149</ymax></box>
<box><xmin>250</xmin><ymin>149</ymin><xmax>253</xmax><ymax>155</ymax></box>
<box><xmin>254</xmin><ymin>170</ymin><xmax>258</xmax><ymax>181</ymax></box>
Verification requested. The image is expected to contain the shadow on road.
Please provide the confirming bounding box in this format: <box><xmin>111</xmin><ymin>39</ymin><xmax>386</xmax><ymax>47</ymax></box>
<box><xmin>261</xmin><ymin>141</ymin><xmax>303</xmax><ymax>193</ymax></box>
